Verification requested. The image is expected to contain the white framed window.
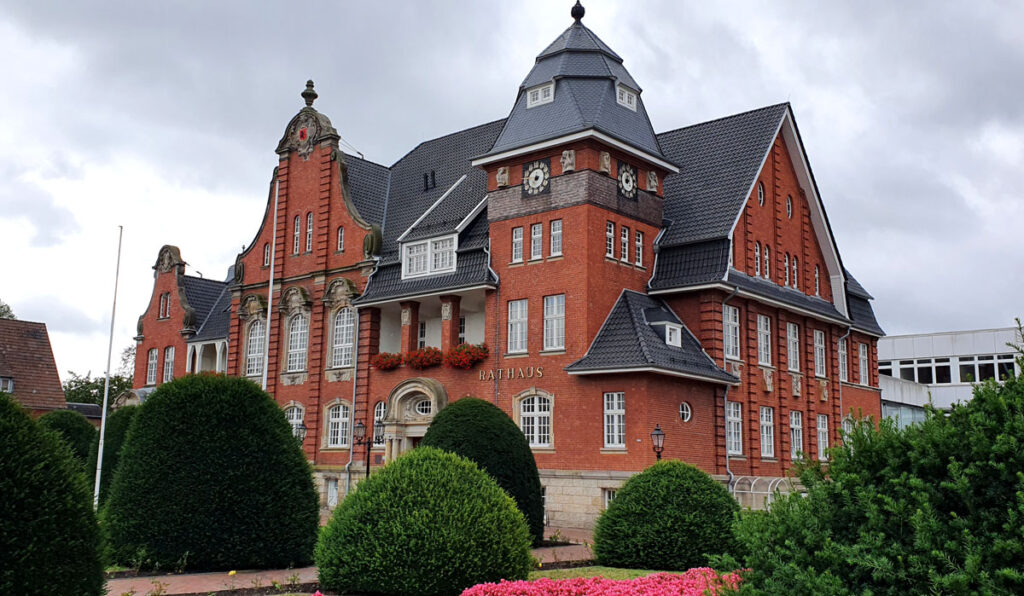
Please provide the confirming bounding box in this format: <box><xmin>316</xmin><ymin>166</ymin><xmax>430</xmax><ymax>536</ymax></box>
<box><xmin>404</xmin><ymin>242</ymin><xmax>427</xmax><ymax>276</ymax></box>
<box><xmin>790</xmin><ymin>410</ymin><xmax>803</xmax><ymax>460</ymax></box>
<box><xmin>543</xmin><ymin>294</ymin><xmax>565</xmax><ymax>350</ymax></box>
<box><xmin>620</xmin><ymin>226</ymin><xmax>630</xmax><ymax>262</ymax></box>
<box><xmin>760</xmin><ymin>406</ymin><xmax>775</xmax><ymax>458</ymax></box>
<box><xmin>817</xmin><ymin>414</ymin><xmax>829</xmax><ymax>461</ymax></box>
<box><xmin>679</xmin><ymin>402</ymin><xmax>692</xmax><ymax>422</ymax></box>
<box><xmin>757</xmin><ymin>315</ymin><xmax>772</xmax><ymax>366</ymax></box>
<box><xmin>603</xmin><ymin>391</ymin><xmax>625</xmax><ymax>448</ymax></box>
<box><xmin>724</xmin><ymin>305</ymin><xmax>740</xmax><ymax>360</ymax></box>
<box><xmin>605</xmin><ymin>221</ymin><xmax>615</xmax><ymax>257</ymax></box>
<box><xmin>305</xmin><ymin>212</ymin><xmax>313</xmax><ymax>252</ymax></box>
<box><xmin>458</xmin><ymin>316</ymin><xmax>466</xmax><ymax>344</ymax></box>
<box><xmin>508</xmin><ymin>299</ymin><xmax>528</xmax><ymax>353</ymax></box>
<box><xmin>337</xmin><ymin>226</ymin><xmax>345</xmax><ymax>252</ymax></box>
<box><xmin>163</xmin><ymin>346</ymin><xmax>175</xmax><ymax>382</ymax></box>
<box><xmin>635</xmin><ymin>231</ymin><xmax>643</xmax><ymax>266</ymax></box>
<box><xmin>285</xmin><ymin>405</ymin><xmax>304</xmax><ymax>437</ymax></box>
<box><xmin>0</xmin><ymin>377</ymin><xmax>13</xmax><ymax>392</ymax></box>
<box><xmin>263</xmin><ymin>243</ymin><xmax>270</xmax><ymax>266</ymax></box>
<box><xmin>814</xmin><ymin>265</ymin><xmax>821</xmax><ymax>296</ymax></box>
<box><xmin>287</xmin><ymin>314</ymin><xmax>309</xmax><ymax>372</ymax></box>
<box><xmin>158</xmin><ymin>293</ymin><xmax>167</xmax><ymax>318</ymax></box>
<box><xmin>792</xmin><ymin>256</ymin><xmax>799</xmax><ymax>289</ymax></box>
<box><xmin>418</xmin><ymin>321</ymin><xmax>426</xmax><ymax>350</ymax></box>
<box><xmin>415</xmin><ymin>399</ymin><xmax>432</xmax><ymax>415</ymax></box>
<box><xmin>332</xmin><ymin>308</ymin><xmax>355</xmax><ymax>368</ymax></box>
<box><xmin>754</xmin><ymin>242</ymin><xmax>761</xmax><ymax>276</ymax></box>
<box><xmin>520</xmin><ymin>395</ymin><xmax>551</xmax><ymax>447</ymax></box>
<box><xmin>146</xmin><ymin>348</ymin><xmax>158</xmax><ymax>385</ymax></box>
<box><xmin>784</xmin><ymin>252</ymin><xmax>790</xmax><ymax>286</ymax></box>
<box><xmin>431</xmin><ymin>237</ymin><xmax>455</xmax><ymax>271</ymax></box>
<box><xmin>814</xmin><ymin>330</ymin><xmax>826</xmax><ymax>377</ymax></box>
<box><xmin>665</xmin><ymin>324</ymin><xmax>681</xmax><ymax>347</ymax></box>
<box><xmin>245</xmin><ymin>319</ymin><xmax>265</xmax><ymax>377</ymax></box>
<box><xmin>512</xmin><ymin>227</ymin><xmax>523</xmax><ymax>263</ymax></box>
<box><xmin>786</xmin><ymin>195</ymin><xmax>793</xmax><ymax>218</ymax></box>
<box><xmin>859</xmin><ymin>343</ymin><xmax>869</xmax><ymax>385</ymax></box>
<box><xmin>530</xmin><ymin>223</ymin><xmax>543</xmax><ymax>260</ymax></box>
<box><xmin>842</xmin><ymin>416</ymin><xmax>854</xmax><ymax>438</ymax></box>
<box><xmin>726</xmin><ymin>401</ymin><xmax>742</xmax><ymax>455</ymax></box>
<box><xmin>326</xmin><ymin>478</ymin><xmax>339</xmax><ymax>508</ymax></box>
<box><xmin>757</xmin><ymin>182</ymin><xmax>765</xmax><ymax>206</ymax></box>
<box><xmin>526</xmin><ymin>82</ymin><xmax>554</xmax><ymax>108</ymax></box>
<box><xmin>327</xmin><ymin>403</ymin><xmax>350</xmax><ymax>447</ymax></box>
<box><xmin>603</xmin><ymin>488</ymin><xmax>617</xmax><ymax>509</ymax></box>
<box><xmin>764</xmin><ymin>245</ymin><xmax>770</xmax><ymax>279</ymax></box>
<box><xmin>550</xmin><ymin>220</ymin><xmax>562</xmax><ymax>256</ymax></box>
<box><xmin>838</xmin><ymin>338</ymin><xmax>848</xmax><ymax>382</ymax></box>
<box><xmin>616</xmin><ymin>84</ymin><xmax>637</xmax><ymax>111</ymax></box>
<box><xmin>374</xmin><ymin>401</ymin><xmax>387</xmax><ymax>444</ymax></box>
<box><xmin>787</xmin><ymin>322</ymin><xmax>801</xmax><ymax>372</ymax></box>
<box><xmin>293</xmin><ymin>215</ymin><xmax>300</xmax><ymax>255</ymax></box>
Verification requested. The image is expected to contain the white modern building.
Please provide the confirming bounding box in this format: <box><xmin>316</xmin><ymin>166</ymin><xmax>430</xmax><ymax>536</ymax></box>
<box><xmin>878</xmin><ymin>327</ymin><xmax>1021</xmax><ymax>413</ymax></box>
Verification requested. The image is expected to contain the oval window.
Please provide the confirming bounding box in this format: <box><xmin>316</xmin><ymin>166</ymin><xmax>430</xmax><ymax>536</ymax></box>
<box><xmin>415</xmin><ymin>399</ymin><xmax>432</xmax><ymax>416</ymax></box>
<box><xmin>679</xmin><ymin>402</ymin><xmax>692</xmax><ymax>422</ymax></box>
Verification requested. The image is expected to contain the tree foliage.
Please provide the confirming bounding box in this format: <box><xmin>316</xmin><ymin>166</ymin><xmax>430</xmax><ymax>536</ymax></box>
<box><xmin>594</xmin><ymin>460</ymin><xmax>739</xmax><ymax>571</ymax></box>
<box><xmin>421</xmin><ymin>397</ymin><xmax>545</xmax><ymax>544</ymax></box>
<box><xmin>103</xmin><ymin>375</ymin><xmax>319</xmax><ymax>571</ymax></box>
<box><xmin>0</xmin><ymin>393</ymin><xmax>104</xmax><ymax>595</ymax></box>
<box><xmin>37</xmin><ymin>409</ymin><xmax>97</xmax><ymax>466</ymax></box>
<box><xmin>86</xmin><ymin>405</ymin><xmax>139</xmax><ymax>506</ymax></box>
<box><xmin>717</xmin><ymin>367</ymin><xmax>1024</xmax><ymax>594</ymax></box>
<box><xmin>63</xmin><ymin>371</ymin><xmax>133</xmax><ymax>406</ymax></box>
<box><xmin>316</xmin><ymin>447</ymin><xmax>534</xmax><ymax>596</ymax></box>
<box><xmin>0</xmin><ymin>298</ymin><xmax>14</xmax><ymax>319</ymax></box>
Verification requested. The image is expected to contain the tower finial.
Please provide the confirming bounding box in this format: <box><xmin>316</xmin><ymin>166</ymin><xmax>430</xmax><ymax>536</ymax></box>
<box><xmin>571</xmin><ymin>0</ymin><xmax>584</xmax><ymax>22</ymax></box>
<box><xmin>301</xmin><ymin>80</ymin><xmax>318</xmax><ymax>107</ymax></box>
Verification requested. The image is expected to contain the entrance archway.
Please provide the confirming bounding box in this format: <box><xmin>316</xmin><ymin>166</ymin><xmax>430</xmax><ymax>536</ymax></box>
<box><xmin>380</xmin><ymin>377</ymin><xmax>448</xmax><ymax>462</ymax></box>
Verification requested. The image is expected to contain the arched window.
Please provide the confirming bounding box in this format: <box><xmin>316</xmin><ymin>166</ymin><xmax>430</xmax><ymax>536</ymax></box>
<box><xmin>287</xmin><ymin>314</ymin><xmax>309</xmax><ymax>372</ymax></box>
<box><xmin>331</xmin><ymin>308</ymin><xmax>355</xmax><ymax>368</ymax></box>
<box><xmin>763</xmin><ymin>245</ymin><xmax>770</xmax><ymax>280</ymax></box>
<box><xmin>374</xmin><ymin>401</ymin><xmax>387</xmax><ymax>444</ymax></box>
<box><xmin>754</xmin><ymin>243</ymin><xmax>761</xmax><ymax>277</ymax></box>
<box><xmin>792</xmin><ymin>256</ymin><xmax>799</xmax><ymax>289</ymax></box>
<box><xmin>146</xmin><ymin>348</ymin><xmax>158</xmax><ymax>385</ymax></box>
<box><xmin>284</xmin><ymin>405</ymin><xmax>304</xmax><ymax>437</ymax></box>
<box><xmin>520</xmin><ymin>395</ymin><xmax>552</xmax><ymax>447</ymax></box>
<box><xmin>305</xmin><ymin>212</ymin><xmax>313</xmax><ymax>252</ymax></box>
<box><xmin>263</xmin><ymin>243</ymin><xmax>270</xmax><ymax>266</ymax></box>
<box><xmin>337</xmin><ymin>226</ymin><xmax>345</xmax><ymax>252</ymax></box>
<box><xmin>784</xmin><ymin>252</ymin><xmax>790</xmax><ymax>286</ymax></box>
<box><xmin>757</xmin><ymin>182</ymin><xmax>765</xmax><ymax>206</ymax></box>
<box><xmin>327</xmin><ymin>402</ymin><xmax>350</xmax><ymax>447</ymax></box>
<box><xmin>158</xmin><ymin>293</ymin><xmax>168</xmax><ymax>318</ymax></box>
<box><xmin>293</xmin><ymin>215</ymin><xmax>300</xmax><ymax>254</ymax></box>
<box><xmin>245</xmin><ymin>319</ymin><xmax>265</xmax><ymax>376</ymax></box>
<box><xmin>814</xmin><ymin>265</ymin><xmax>821</xmax><ymax>295</ymax></box>
<box><xmin>786</xmin><ymin>195</ymin><xmax>793</xmax><ymax>218</ymax></box>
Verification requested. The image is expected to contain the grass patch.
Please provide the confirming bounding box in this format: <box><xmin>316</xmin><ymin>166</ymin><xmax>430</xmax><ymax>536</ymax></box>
<box><xmin>529</xmin><ymin>566</ymin><xmax>681</xmax><ymax>581</ymax></box>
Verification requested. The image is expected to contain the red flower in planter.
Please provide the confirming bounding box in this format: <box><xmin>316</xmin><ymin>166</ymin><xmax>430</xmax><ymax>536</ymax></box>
<box><xmin>370</xmin><ymin>352</ymin><xmax>403</xmax><ymax>371</ymax></box>
<box><xmin>444</xmin><ymin>343</ymin><xmax>490</xmax><ymax>369</ymax></box>
<box><xmin>404</xmin><ymin>347</ymin><xmax>443</xmax><ymax>370</ymax></box>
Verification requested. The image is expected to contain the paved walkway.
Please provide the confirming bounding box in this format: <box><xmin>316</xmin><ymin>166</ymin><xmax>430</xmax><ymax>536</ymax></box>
<box><xmin>106</xmin><ymin>529</ymin><xmax>594</xmax><ymax>595</ymax></box>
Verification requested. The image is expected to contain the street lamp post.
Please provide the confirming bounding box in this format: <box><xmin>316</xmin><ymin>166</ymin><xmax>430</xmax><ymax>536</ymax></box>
<box><xmin>353</xmin><ymin>419</ymin><xmax>383</xmax><ymax>479</ymax></box>
<box><xmin>294</xmin><ymin>422</ymin><xmax>308</xmax><ymax>445</ymax></box>
<box><xmin>651</xmin><ymin>424</ymin><xmax>665</xmax><ymax>461</ymax></box>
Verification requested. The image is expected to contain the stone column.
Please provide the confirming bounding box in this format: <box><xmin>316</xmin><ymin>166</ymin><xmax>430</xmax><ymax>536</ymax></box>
<box><xmin>439</xmin><ymin>294</ymin><xmax>462</xmax><ymax>353</ymax></box>
<box><xmin>399</xmin><ymin>301</ymin><xmax>420</xmax><ymax>353</ymax></box>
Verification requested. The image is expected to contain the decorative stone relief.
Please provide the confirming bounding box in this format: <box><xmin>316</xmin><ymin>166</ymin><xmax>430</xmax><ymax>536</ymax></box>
<box><xmin>647</xmin><ymin>171</ymin><xmax>658</xmax><ymax>192</ymax></box>
<box><xmin>322</xmin><ymin>278</ymin><xmax>356</xmax><ymax>308</ymax></box>
<box><xmin>763</xmin><ymin>368</ymin><xmax>773</xmax><ymax>392</ymax></box>
<box><xmin>326</xmin><ymin>369</ymin><xmax>353</xmax><ymax>383</ymax></box>
<box><xmin>441</xmin><ymin>302</ymin><xmax>452</xmax><ymax>321</ymax></box>
<box><xmin>599</xmin><ymin>151</ymin><xmax>611</xmax><ymax>174</ymax></box>
<box><xmin>239</xmin><ymin>294</ymin><xmax>267</xmax><ymax>321</ymax></box>
<box><xmin>819</xmin><ymin>379</ymin><xmax>829</xmax><ymax>401</ymax></box>
<box><xmin>793</xmin><ymin>375</ymin><xmax>802</xmax><ymax>397</ymax></box>
<box><xmin>496</xmin><ymin>166</ymin><xmax>510</xmax><ymax>187</ymax></box>
<box><xmin>401</xmin><ymin>307</ymin><xmax>411</xmax><ymax>326</ymax></box>
<box><xmin>281</xmin><ymin>372</ymin><xmax>308</xmax><ymax>386</ymax></box>
<box><xmin>279</xmin><ymin>286</ymin><xmax>311</xmax><ymax>316</ymax></box>
<box><xmin>560</xmin><ymin>150</ymin><xmax>576</xmax><ymax>172</ymax></box>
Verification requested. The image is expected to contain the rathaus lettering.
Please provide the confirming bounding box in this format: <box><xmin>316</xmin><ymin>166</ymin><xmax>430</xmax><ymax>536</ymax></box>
<box><xmin>478</xmin><ymin>366</ymin><xmax>544</xmax><ymax>381</ymax></box>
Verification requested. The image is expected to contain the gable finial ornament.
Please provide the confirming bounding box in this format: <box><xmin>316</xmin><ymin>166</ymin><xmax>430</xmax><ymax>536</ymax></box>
<box><xmin>302</xmin><ymin>80</ymin><xmax>318</xmax><ymax>107</ymax></box>
<box><xmin>560</xmin><ymin>150</ymin><xmax>575</xmax><ymax>173</ymax></box>
<box><xmin>571</xmin><ymin>0</ymin><xmax>585</xmax><ymax>22</ymax></box>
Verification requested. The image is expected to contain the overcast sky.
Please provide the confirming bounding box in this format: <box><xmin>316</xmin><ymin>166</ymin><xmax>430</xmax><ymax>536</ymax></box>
<box><xmin>2</xmin><ymin>1</ymin><xmax>1022</xmax><ymax>381</ymax></box>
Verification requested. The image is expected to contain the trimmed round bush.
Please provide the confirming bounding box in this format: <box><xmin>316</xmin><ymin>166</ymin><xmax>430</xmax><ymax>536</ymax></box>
<box><xmin>421</xmin><ymin>397</ymin><xmax>545</xmax><ymax>545</ymax></box>
<box><xmin>38</xmin><ymin>408</ymin><xmax>97</xmax><ymax>466</ymax></box>
<box><xmin>86</xmin><ymin>404</ymin><xmax>138</xmax><ymax>506</ymax></box>
<box><xmin>103</xmin><ymin>375</ymin><xmax>318</xmax><ymax>571</ymax></box>
<box><xmin>594</xmin><ymin>460</ymin><xmax>739</xmax><ymax>571</ymax></box>
<box><xmin>0</xmin><ymin>393</ymin><xmax>104</xmax><ymax>595</ymax></box>
<box><xmin>316</xmin><ymin>447</ymin><xmax>534</xmax><ymax>596</ymax></box>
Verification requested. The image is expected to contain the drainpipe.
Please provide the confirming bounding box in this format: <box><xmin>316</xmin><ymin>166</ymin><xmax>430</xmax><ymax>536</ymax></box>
<box><xmin>721</xmin><ymin>286</ymin><xmax>739</xmax><ymax>494</ymax></box>
<box><xmin>343</xmin><ymin>307</ymin><xmax>362</xmax><ymax>496</ymax></box>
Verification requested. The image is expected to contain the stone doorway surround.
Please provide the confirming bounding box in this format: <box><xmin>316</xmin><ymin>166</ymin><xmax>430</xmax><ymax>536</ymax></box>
<box><xmin>379</xmin><ymin>377</ymin><xmax>448</xmax><ymax>462</ymax></box>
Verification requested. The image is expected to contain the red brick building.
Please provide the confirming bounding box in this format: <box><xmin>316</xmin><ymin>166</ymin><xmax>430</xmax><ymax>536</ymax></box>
<box><xmin>133</xmin><ymin>5</ymin><xmax>883</xmax><ymax>526</ymax></box>
<box><xmin>0</xmin><ymin>319</ymin><xmax>67</xmax><ymax>416</ymax></box>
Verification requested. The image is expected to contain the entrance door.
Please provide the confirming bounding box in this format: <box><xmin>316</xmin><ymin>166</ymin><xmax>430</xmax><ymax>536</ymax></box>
<box><xmin>410</xmin><ymin>436</ymin><xmax>423</xmax><ymax>449</ymax></box>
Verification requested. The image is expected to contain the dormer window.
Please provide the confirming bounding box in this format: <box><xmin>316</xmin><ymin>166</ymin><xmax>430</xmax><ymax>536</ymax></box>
<box><xmin>616</xmin><ymin>85</ymin><xmax>637</xmax><ymax>111</ymax></box>
<box><xmin>402</xmin><ymin>234</ymin><xmax>458</xmax><ymax>279</ymax></box>
<box><xmin>665</xmin><ymin>324</ymin><xmax>681</xmax><ymax>347</ymax></box>
<box><xmin>526</xmin><ymin>83</ymin><xmax>554</xmax><ymax>108</ymax></box>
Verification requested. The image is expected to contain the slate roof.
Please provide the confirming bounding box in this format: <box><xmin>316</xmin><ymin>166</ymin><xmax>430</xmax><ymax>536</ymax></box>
<box><xmin>67</xmin><ymin>401</ymin><xmax>102</xmax><ymax>420</ymax></box>
<box><xmin>482</xmin><ymin>20</ymin><xmax>664</xmax><ymax>161</ymax></box>
<box><xmin>191</xmin><ymin>283</ymin><xmax>232</xmax><ymax>342</ymax></box>
<box><xmin>848</xmin><ymin>295</ymin><xmax>885</xmax><ymax>336</ymax></box>
<box><xmin>344</xmin><ymin>153</ymin><xmax>390</xmax><ymax>227</ymax></box>
<box><xmin>844</xmin><ymin>268</ymin><xmax>874</xmax><ymax>300</ymax></box>
<box><xmin>649</xmin><ymin>239</ymin><xmax>731</xmax><ymax>290</ymax></box>
<box><xmin>566</xmin><ymin>290</ymin><xmax>738</xmax><ymax>384</ymax></box>
<box><xmin>727</xmin><ymin>270</ymin><xmax>848</xmax><ymax>322</ymax></box>
<box><xmin>0</xmin><ymin>319</ymin><xmax>66</xmax><ymax>412</ymax></box>
<box><xmin>181</xmin><ymin>275</ymin><xmax>227</xmax><ymax>332</ymax></box>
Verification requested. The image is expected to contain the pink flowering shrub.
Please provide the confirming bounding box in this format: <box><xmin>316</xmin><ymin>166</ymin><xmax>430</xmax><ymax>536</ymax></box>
<box><xmin>460</xmin><ymin>568</ymin><xmax>741</xmax><ymax>596</ymax></box>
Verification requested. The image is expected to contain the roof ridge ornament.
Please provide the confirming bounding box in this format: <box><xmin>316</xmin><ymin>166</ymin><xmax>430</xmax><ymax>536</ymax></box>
<box><xmin>571</xmin><ymin>0</ymin><xmax>585</xmax><ymax>22</ymax></box>
<box><xmin>301</xmin><ymin>79</ymin><xmax>318</xmax><ymax>107</ymax></box>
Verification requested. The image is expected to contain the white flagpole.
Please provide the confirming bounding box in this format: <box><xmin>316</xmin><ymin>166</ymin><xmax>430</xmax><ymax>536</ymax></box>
<box><xmin>261</xmin><ymin>174</ymin><xmax>280</xmax><ymax>391</ymax></box>
<box><xmin>93</xmin><ymin>225</ymin><xmax>123</xmax><ymax>510</ymax></box>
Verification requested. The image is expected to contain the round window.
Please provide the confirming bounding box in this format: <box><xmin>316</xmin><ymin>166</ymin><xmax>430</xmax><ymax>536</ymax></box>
<box><xmin>679</xmin><ymin>402</ymin><xmax>692</xmax><ymax>422</ymax></box>
<box><xmin>415</xmin><ymin>399</ymin><xmax>432</xmax><ymax>416</ymax></box>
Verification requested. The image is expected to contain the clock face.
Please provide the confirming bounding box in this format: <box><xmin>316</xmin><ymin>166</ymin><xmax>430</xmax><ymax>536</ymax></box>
<box><xmin>522</xmin><ymin>159</ymin><xmax>551</xmax><ymax>196</ymax></box>
<box><xmin>618</xmin><ymin>161</ymin><xmax>637</xmax><ymax>199</ymax></box>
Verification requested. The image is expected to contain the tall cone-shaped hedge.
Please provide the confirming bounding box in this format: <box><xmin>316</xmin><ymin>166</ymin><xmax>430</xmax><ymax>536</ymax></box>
<box><xmin>421</xmin><ymin>397</ymin><xmax>545</xmax><ymax>544</ymax></box>
<box><xmin>103</xmin><ymin>375</ymin><xmax>318</xmax><ymax>571</ymax></box>
<box><xmin>0</xmin><ymin>393</ymin><xmax>104</xmax><ymax>595</ymax></box>
<box><xmin>38</xmin><ymin>408</ymin><xmax>97</xmax><ymax>466</ymax></box>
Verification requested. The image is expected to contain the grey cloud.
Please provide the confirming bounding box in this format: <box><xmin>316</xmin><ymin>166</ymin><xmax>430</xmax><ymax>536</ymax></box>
<box><xmin>16</xmin><ymin>295</ymin><xmax>103</xmax><ymax>335</ymax></box>
<box><xmin>0</xmin><ymin>174</ymin><xmax>79</xmax><ymax>247</ymax></box>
